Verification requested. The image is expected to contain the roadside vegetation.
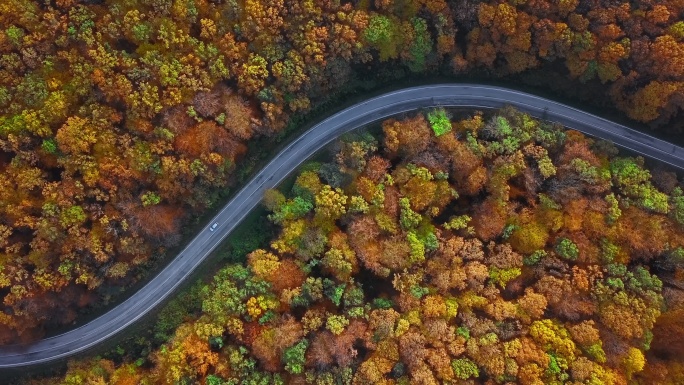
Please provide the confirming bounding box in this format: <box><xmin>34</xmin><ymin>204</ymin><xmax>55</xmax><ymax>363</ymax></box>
<box><xmin>26</xmin><ymin>107</ymin><xmax>684</xmax><ymax>385</ymax></box>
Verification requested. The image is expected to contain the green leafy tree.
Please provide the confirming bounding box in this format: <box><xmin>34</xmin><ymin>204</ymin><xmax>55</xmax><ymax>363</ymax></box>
<box><xmin>326</xmin><ymin>314</ymin><xmax>349</xmax><ymax>335</ymax></box>
<box><xmin>670</xmin><ymin>187</ymin><xmax>684</xmax><ymax>225</ymax></box>
<box><xmin>605</xmin><ymin>193</ymin><xmax>622</xmax><ymax>224</ymax></box>
<box><xmin>141</xmin><ymin>191</ymin><xmax>162</xmax><ymax>206</ymax></box>
<box><xmin>268</xmin><ymin>197</ymin><xmax>313</xmax><ymax>224</ymax></box>
<box><xmin>407</xmin><ymin>231</ymin><xmax>426</xmax><ymax>263</ymax></box>
<box><xmin>427</xmin><ymin>108</ymin><xmax>452</xmax><ymax>136</ymax></box>
<box><xmin>407</xmin><ymin>18</ymin><xmax>432</xmax><ymax>72</ymax></box>
<box><xmin>444</xmin><ymin>215</ymin><xmax>472</xmax><ymax>231</ymax></box>
<box><xmin>555</xmin><ymin>238</ymin><xmax>579</xmax><ymax>261</ymax></box>
<box><xmin>452</xmin><ymin>358</ymin><xmax>480</xmax><ymax>380</ymax></box>
<box><xmin>524</xmin><ymin>250</ymin><xmax>547</xmax><ymax>266</ymax></box>
<box><xmin>399</xmin><ymin>197</ymin><xmax>422</xmax><ymax>229</ymax></box>
<box><xmin>41</xmin><ymin>138</ymin><xmax>58</xmax><ymax>154</ymax></box>
<box><xmin>5</xmin><ymin>25</ymin><xmax>24</xmax><ymax>46</ymax></box>
<box><xmin>283</xmin><ymin>339</ymin><xmax>308</xmax><ymax>374</ymax></box>
<box><xmin>60</xmin><ymin>205</ymin><xmax>87</xmax><ymax>228</ymax></box>
<box><xmin>364</xmin><ymin>15</ymin><xmax>400</xmax><ymax>61</ymax></box>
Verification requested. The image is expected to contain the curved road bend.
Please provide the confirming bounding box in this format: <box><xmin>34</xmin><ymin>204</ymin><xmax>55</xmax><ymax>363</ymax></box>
<box><xmin>1</xmin><ymin>84</ymin><xmax>684</xmax><ymax>370</ymax></box>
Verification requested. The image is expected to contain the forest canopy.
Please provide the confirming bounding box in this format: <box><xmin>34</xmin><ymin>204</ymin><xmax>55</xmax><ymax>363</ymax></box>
<box><xmin>29</xmin><ymin>107</ymin><xmax>684</xmax><ymax>385</ymax></box>
<box><xmin>2</xmin><ymin>0</ymin><xmax>684</xmax><ymax>348</ymax></box>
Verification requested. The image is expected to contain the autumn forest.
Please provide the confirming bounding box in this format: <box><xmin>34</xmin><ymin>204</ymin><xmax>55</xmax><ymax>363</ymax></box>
<box><xmin>28</xmin><ymin>108</ymin><xmax>684</xmax><ymax>384</ymax></box>
<box><xmin>2</xmin><ymin>0</ymin><xmax>684</xmax><ymax>383</ymax></box>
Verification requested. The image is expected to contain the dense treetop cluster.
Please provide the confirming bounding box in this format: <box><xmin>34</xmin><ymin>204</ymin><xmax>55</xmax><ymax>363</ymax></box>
<box><xmin>30</xmin><ymin>108</ymin><xmax>684</xmax><ymax>385</ymax></box>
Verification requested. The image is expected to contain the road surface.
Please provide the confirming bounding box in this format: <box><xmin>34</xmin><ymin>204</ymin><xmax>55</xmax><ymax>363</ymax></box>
<box><xmin>1</xmin><ymin>84</ymin><xmax>683</xmax><ymax>370</ymax></box>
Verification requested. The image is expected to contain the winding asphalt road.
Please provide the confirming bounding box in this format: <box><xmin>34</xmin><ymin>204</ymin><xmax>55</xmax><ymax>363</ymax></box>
<box><xmin>1</xmin><ymin>84</ymin><xmax>683</xmax><ymax>370</ymax></box>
